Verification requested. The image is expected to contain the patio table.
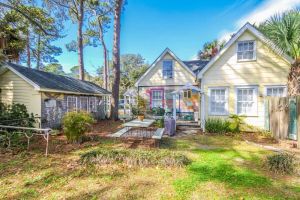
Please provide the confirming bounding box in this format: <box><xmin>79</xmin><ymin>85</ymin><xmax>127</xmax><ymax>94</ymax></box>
<box><xmin>122</xmin><ymin>119</ymin><xmax>155</xmax><ymax>138</ymax></box>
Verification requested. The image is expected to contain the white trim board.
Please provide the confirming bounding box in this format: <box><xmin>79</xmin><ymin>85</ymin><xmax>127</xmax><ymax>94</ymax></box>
<box><xmin>197</xmin><ymin>22</ymin><xmax>294</xmax><ymax>79</ymax></box>
<box><xmin>135</xmin><ymin>48</ymin><xmax>196</xmax><ymax>87</ymax></box>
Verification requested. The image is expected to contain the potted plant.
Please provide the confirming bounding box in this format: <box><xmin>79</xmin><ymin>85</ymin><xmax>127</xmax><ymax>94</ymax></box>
<box><xmin>136</xmin><ymin>95</ymin><xmax>146</xmax><ymax>121</ymax></box>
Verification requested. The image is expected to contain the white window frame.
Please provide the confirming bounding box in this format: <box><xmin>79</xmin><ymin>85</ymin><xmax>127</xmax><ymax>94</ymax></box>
<box><xmin>235</xmin><ymin>86</ymin><xmax>258</xmax><ymax>116</ymax></box>
<box><xmin>162</xmin><ymin>60</ymin><xmax>173</xmax><ymax>79</ymax></box>
<box><xmin>89</xmin><ymin>97</ymin><xmax>97</xmax><ymax>112</ymax></box>
<box><xmin>183</xmin><ymin>89</ymin><xmax>192</xmax><ymax>99</ymax></box>
<box><xmin>208</xmin><ymin>87</ymin><xmax>229</xmax><ymax>116</ymax></box>
<box><xmin>265</xmin><ymin>85</ymin><xmax>287</xmax><ymax>97</ymax></box>
<box><xmin>237</xmin><ymin>40</ymin><xmax>256</xmax><ymax>62</ymax></box>
<box><xmin>67</xmin><ymin>96</ymin><xmax>77</xmax><ymax>112</ymax></box>
<box><xmin>79</xmin><ymin>96</ymin><xmax>89</xmax><ymax>111</ymax></box>
<box><xmin>151</xmin><ymin>90</ymin><xmax>163</xmax><ymax>108</ymax></box>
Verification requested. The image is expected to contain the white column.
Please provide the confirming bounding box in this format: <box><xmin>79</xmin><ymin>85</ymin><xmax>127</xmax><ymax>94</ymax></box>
<box><xmin>173</xmin><ymin>94</ymin><xmax>177</xmax><ymax>121</ymax></box>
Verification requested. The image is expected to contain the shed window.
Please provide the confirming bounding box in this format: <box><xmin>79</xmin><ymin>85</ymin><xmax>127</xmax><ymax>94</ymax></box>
<box><xmin>237</xmin><ymin>41</ymin><xmax>256</xmax><ymax>61</ymax></box>
<box><xmin>162</xmin><ymin>60</ymin><xmax>173</xmax><ymax>79</ymax></box>
<box><xmin>89</xmin><ymin>97</ymin><xmax>97</xmax><ymax>112</ymax></box>
<box><xmin>79</xmin><ymin>97</ymin><xmax>88</xmax><ymax>111</ymax></box>
<box><xmin>67</xmin><ymin>96</ymin><xmax>77</xmax><ymax>111</ymax></box>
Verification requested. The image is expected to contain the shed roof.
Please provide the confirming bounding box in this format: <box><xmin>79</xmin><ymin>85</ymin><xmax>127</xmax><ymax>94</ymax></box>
<box><xmin>1</xmin><ymin>62</ymin><xmax>111</xmax><ymax>95</ymax></box>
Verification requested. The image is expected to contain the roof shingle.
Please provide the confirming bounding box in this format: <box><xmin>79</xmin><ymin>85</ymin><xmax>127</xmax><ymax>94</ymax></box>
<box><xmin>4</xmin><ymin>63</ymin><xmax>110</xmax><ymax>95</ymax></box>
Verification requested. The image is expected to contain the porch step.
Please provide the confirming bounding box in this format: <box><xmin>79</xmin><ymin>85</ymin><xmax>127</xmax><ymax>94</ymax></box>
<box><xmin>176</xmin><ymin>121</ymin><xmax>201</xmax><ymax>130</ymax></box>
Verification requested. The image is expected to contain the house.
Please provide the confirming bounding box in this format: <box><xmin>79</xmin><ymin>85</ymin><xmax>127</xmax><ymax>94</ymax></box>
<box><xmin>135</xmin><ymin>48</ymin><xmax>207</xmax><ymax>121</ymax></box>
<box><xmin>135</xmin><ymin>22</ymin><xmax>293</xmax><ymax>130</ymax></box>
<box><xmin>0</xmin><ymin>62</ymin><xmax>111</xmax><ymax>128</ymax></box>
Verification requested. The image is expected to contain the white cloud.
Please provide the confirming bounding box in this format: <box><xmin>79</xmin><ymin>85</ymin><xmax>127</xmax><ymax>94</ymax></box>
<box><xmin>219</xmin><ymin>0</ymin><xmax>300</xmax><ymax>41</ymax></box>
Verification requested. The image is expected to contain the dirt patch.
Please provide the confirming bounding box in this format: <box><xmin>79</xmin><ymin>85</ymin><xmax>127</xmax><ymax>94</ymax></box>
<box><xmin>241</xmin><ymin>132</ymin><xmax>300</xmax><ymax>154</ymax></box>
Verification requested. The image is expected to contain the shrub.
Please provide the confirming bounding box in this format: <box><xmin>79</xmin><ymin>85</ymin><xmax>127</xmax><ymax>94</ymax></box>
<box><xmin>131</xmin><ymin>95</ymin><xmax>147</xmax><ymax>116</ymax></box>
<box><xmin>266</xmin><ymin>153</ymin><xmax>295</xmax><ymax>174</ymax></box>
<box><xmin>228</xmin><ymin>114</ymin><xmax>245</xmax><ymax>133</ymax></box>
<box><xmin>205</xmin><ymin>118</ymin><xmax>230</xmax><ymax>134</ymax></box>
<box><xmin>80</xmin><ymin>148</ymin><xmax>190</xmax><ymax>167</ymax></box>
<box><xmin>62</xmin><ymin>111</ymin><xmax>94</xmax><ymax>143</ymax></box>
<box><xmin>154</xmin><ymin>119</ymin><xmax>164</xmax><ymax>128</ymax></box>
<box><xmin>0</xmin><ymin>103</ymin><xmax>35</xmax><ymax>127</ymax></box>
<box><xmin>151</xmin><ymin>107</ymin><xmax>165</xmax><ymax>116</ymax></box>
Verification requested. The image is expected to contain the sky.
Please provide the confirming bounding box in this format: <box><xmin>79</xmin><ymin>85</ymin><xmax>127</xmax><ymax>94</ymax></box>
<box><xmin>53</xmin><ymin>0</ymin><xmax>300</xmax><ymax>75</ymax></box>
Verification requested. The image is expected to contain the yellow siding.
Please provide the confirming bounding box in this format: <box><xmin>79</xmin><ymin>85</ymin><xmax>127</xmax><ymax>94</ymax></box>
<box><xmin>202</xmin><ymin>30</ymin><xmax>291</xmax><ymax>128</ymax></box>
<box><xmin>139</xmin><ymin>53</ymin><xmax>196</xmax><ymax>86</ymax></box>
<box><xmin>0</xmin><ymin>70</ymin><xmax>41</xmax><ymax>117</ymax></box>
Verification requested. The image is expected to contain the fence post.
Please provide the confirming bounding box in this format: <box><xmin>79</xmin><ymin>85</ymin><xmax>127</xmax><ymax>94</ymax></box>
<box><xmin>297</xmin><ymin>96</ymin><xmax>300</xmax><ymax>148</ymax></box>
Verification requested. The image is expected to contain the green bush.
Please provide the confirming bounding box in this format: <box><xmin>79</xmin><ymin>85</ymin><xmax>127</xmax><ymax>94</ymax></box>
<box><xmin>151</xmin><ymin>107</ymin><xmax>165</xmax><ymax>116</ymax></box>
<box><xmin>0</xmin><ymin>103</ymin><xmax>35</xmax><ymax>127</ymax></box>
<box><xmin>154</xmin><ymin>119</ymin><xmax>164</xmax><ymax>128</ymax></box>
<box><xmin>205</xmin><ymin>118</ymin><xmax>230</xmax><ymax>134</ymax></box>
<box><xmin>228</xmin><ymin>114</ymin><xmax>245</xmax><ymax>133</ymax></box>
<box><xmin>62</xmin><ymin>111</ymin><xmax>95</xmax><ymax>143</ymax></box>
<box><xmin>266</xmin><ymin>153</ymin><xmax>296</xmax><ymax>174</ymax></box>
<box><xmin>80</xmin><ymin>148</ymin><xmax>190</xmax><ymax>167</ymax></box>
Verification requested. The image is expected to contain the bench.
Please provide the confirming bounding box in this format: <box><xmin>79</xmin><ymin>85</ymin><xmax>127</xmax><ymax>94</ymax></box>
<box><xmin>110</xmin><ymin>127</ymin><xmax>132</xmax><ymax>137</ymax></box>
<box><xmin>152</xmin><ymin>128</ymin><xmax>164</xmax><ymax>139</ymax></box>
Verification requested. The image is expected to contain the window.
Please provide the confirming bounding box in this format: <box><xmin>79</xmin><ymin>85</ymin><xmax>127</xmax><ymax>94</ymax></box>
<box><xmin>237</xmin><ymin>41</ymin><xmax>256</xmax><ymax>61</ymax></box>
<box><xmin>209</xmin><ymin>88</ymin><xmax>228</xmax><ymax>115</ymax></box>
<box><xmin>162</xmin><ymin>60</ymin><xmax>173</xmax><ymax>79</ymax></box>
<box><xmin>152</xmin><ymin>90</ymin><xmax>163</xmax><ymax>108</ymax></box>
<box><xmin>236</xmin><ymin>87</ymin><xmax>258</xmax><ymax>115</ymax></box>
<box><xmin>67</xmin><ymin>96</ymin><xmax>77</xmax><ymax>111</ymax></box>
<box><xmin>183</xmin><ymin>90</ymin><xmax>192</xmax><ymax>99</ymax></box>
<box><xmin>79</xmin><ymin>97</ymin><xmax>88</xmax><ymax>111</ymax></box>
<box><xmin>89</xmin><ymin>97</ymin><xmax>97</xmax><ymax>112</ymax></box>
<box><xmin>266</xmin><ymin>86</ymin><xmax>286</xmax><ymax>97</ymax></box>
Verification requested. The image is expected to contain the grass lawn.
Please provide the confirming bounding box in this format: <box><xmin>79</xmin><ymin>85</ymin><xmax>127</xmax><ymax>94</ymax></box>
<box><xmin>1</xmin><ymin>132</ymin><xmax>300</xmax><ymax>200</ymax></box>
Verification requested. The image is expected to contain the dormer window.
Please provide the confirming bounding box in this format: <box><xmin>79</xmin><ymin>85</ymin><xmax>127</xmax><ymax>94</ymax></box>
<box><xmin>162</xmin><ymin>60</ymin><xmax>173</xmax><ymax>79</ymax></box>
<box><xmin>237</xmin><ymin>40</ymin><xmax>256</xmax><ymax>61</ymax></box>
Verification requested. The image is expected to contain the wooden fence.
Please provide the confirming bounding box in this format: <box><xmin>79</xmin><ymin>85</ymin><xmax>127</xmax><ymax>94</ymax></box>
<box><xmin>265</xmin><ymin>96</ymin><xmax>300</xmax><ymax>144</ymax></box>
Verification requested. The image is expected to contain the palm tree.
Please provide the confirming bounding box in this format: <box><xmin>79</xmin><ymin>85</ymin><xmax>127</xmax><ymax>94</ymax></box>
<box><xmin>198</xmin><ymin>39</ymin><xmax>225</xmax><ymax>60</ymax></box>
<box><xmin>259</xmin><ymin>10</ymin><xmax>300</xmax><ymax>96</ymax></box>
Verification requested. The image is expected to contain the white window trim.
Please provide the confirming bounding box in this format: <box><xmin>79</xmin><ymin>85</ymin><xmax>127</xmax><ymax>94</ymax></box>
<box><xmin>237</xmin><ymin>40</ymin><xmax>256</xmax><ymax>62</ymax></box>
<box><xmin>67</xmin><ymin>96</ymin><xmax>77</xmax><ymax>112</ymax></box>
<box><xmin>89</xmin><ymin>97</ymin><xmax>97</xmax><ymax>112</ymax></box>
<box><xmin>208</xmin><ymin>87</ymin><xmax>229</xmax><ymax>116</ymax></box>
<box><xmin>235</xmin><ymin>86</ymin><xmax>258</xmax><ymax>116</ymax></box>
<box><xmin>162</xmin><ymin>59</ymin><xmax>174</xmax><ymax>79</ymax></box>
<box><xmin>79</xmin><ymin>96</ymin><xmax>89</xmax><ymax>111</ymax></box>
<box><xmin>264</xmin><ymin>85</ymin><xmax>287</xmax><ymax>97</ymax></box>
<box><xmin>151</xmin><ymin>90</ymin><xmax>163</xmax><ymax>108</ymax></box>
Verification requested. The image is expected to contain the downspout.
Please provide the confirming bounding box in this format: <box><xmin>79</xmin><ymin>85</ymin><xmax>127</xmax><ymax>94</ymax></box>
<box><xmin>200</xmin><ymin>78</ymin><xmax>205</xmax><ymax>131</ymax></box>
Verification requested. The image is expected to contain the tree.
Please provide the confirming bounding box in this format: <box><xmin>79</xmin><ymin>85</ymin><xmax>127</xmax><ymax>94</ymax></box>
<box><xmin>86</xmin><ymin>0</ymin><xmax>113</xmax><ymax>90</ymax></box>
<box><xmin>45</xmin><ymin>0</ymin><xmax>87</xmax><ymax>80</ymax></box>
<box><xmin>110</xmin><ymin>0</ymin><xmax>123</xmax><ymax>120</ymax></box>
<box><xmin>119</xmin><ymin>54</ymin><xmax>148</xmax><ymax>95</ymax></box>
<box><xmin>197</xmin><ymin>39</ymin><xmax>225</xmax><ymax>60</ymax></box>
<box><xmin>68</xmin><ymin>65</ymin><xmax>92</xmax><ymax>80</ymax></box>
<box><xmin>0</xmin><ymin>3</ymin><xmax>62</xmax><ymax>67</ymax></box>
<box><xmin>259</xmin><ymin>10</ymin><xmax>300</xmax><ymax>96</ymax></box>
<box><xmin>43</xmin><ymin>63</ymin><xmax>66</xmax><ymax>75</ymax></box>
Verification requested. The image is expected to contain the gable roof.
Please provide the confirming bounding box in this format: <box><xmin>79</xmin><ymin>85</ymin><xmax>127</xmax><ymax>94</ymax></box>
<box><xmin>183</xmin><ymin>60</ymin><xmax>209</xmax><ymax>75</ymax></box>
<box><xmin>197</xmin><ymin>22</ymin><xmax>294</xmax><ymax>79</ymax></box>
<box><xmin>0</xmin><ymin>62</ymin><xmax>111</xmax><ymax>95</ymax></box>
<box><xmin>135</xmin><ymin>48</ymin><xmax>196</xmax><ymax>87</ymax></box>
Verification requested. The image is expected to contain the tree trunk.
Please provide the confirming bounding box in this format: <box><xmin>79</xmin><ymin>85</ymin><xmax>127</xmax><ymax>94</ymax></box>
<box><xmin>78</xmin><ymin>0</ymin><xmax>85</xmax><ymax>80</ymax></box>
<box><xmin>110</xmin><ymin>0</ymin><xmax>123</xmax><ymax>120</ymax></box>
<box><xmin>97</xmin><ymin>17</ymin><xmax>108</xmax><ymax>90</ymax></box>
<box><xmin>36</xmin><ymin>34</ymin><xmax>41</xmax><ymax>70</ymax></box>
<box><xmin>288</xmin><ymin>59</ymin><xmax>300</xmax><ymax>96</ymax></box>
<box><xmin>26</xmin><ymin>31</ymin><xmax>31</xmax><ymax>68</ymax></box>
